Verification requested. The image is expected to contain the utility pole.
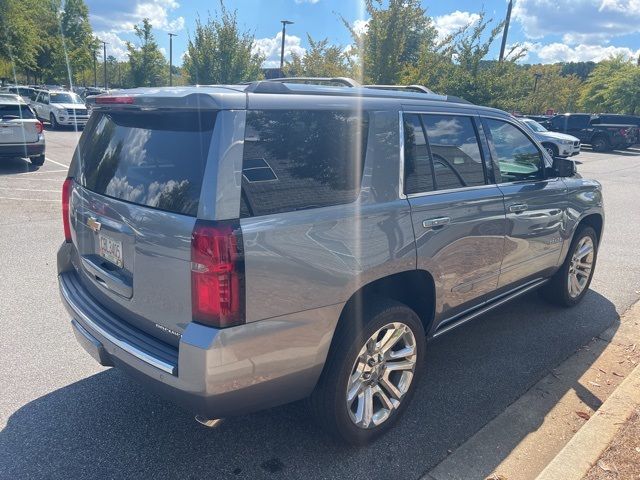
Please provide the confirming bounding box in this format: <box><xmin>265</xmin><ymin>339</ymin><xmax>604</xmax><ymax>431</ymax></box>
<box><xmin>168</xmin><ymin>33</ymin><xmax>177</xmax><ymax>86</ymax></box>
<box><xmin>533</xmin><ymin>72</ymin><xmax>542</xmax><ymax>93</ymax></box>
<box><xmin>499</xmin><ymin>0</ymin><xmax>514</xmax><ymax>62</ymax></box>
<box><xmin>280</xmin><ymin>20</ymin><xmax>294</xmax><ymax>73</ymax></box>
<box><xmin>93</xmin><ymin>52</ymin><xmax>97</xmax><ymax>88</ymax></box>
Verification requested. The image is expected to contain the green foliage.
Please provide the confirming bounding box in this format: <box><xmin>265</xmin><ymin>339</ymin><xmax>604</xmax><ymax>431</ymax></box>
<box><xmin>183</xmin><ymin>2</ymin><xmax>263</xmax><ymax>84</ymax></box>
<box><xmin>284</xmin><ymin>36</ymin><xmax>349</xmax><ymax>77</ymax></box>
<box><xmin>344</xmin><ymin>0</ymin><xmax>437</xmax><ymax>83</ymax></box>
<box><xmin>127</xmin><ymin>19</ymin><xmax>167</xmax><ymax>87</ymax></box>
<box><xmin>580</xmin><ymin>56</ymin><xmax>640</xmax><ymax>114</ymax></box>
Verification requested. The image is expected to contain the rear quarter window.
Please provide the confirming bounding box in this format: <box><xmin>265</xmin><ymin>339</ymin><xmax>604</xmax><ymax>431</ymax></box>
<box><xmin>76</xmin><ymin>111</ymin><xmax>216</xmax><ymax>216</ymax></box>
<box><xmin>240</xmin><ymin>109</ymin><xmax>369</xmax><ymax>218</ymax></box>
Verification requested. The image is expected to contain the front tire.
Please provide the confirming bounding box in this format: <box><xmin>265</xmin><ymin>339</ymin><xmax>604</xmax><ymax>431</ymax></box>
<box><xmin>542</xmin><ymin>226</ymin><xmax>598</xmax><ymax>307</ymax></box>
<box><xmin>591</xmin><ymin>136</ymin><xmax>609</xmax><ymax>152</ymax></box>
<box><xmin>309</xmin><ymin>299</ymin><xmax>425</xmax><ymax>445</ymax></box>
<box><xmin>49</xmin><ymin>113</ymin><xmax>59</xmax><ymax>130</ymax></box>
<box><xmin>543</xmin><ymin>143</ymin><xmax>558</xmax><ymax>157</ymax></box>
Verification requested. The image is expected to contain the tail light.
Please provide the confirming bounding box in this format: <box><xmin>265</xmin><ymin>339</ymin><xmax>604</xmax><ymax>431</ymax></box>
<box><xmin>35</xmin><ymin>121</ymin><xmax>43</xmax><ymax>134</ymax></box>
<box><xmin>191</xmin><ymin>220</ymin><xmax>244</xmax><ymax>328</ymax></box>
<box><xmin>95</xmin><ymin>96</ymin><xmax>134</xmax><ymax>104</ymax></box>
<box><xmin>62</xmin><ymin>178</ymin><xmax>73</xmax><ymax>242</ymax></box>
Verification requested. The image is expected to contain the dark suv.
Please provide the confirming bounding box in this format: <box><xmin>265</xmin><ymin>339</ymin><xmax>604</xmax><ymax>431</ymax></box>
<box><xmin>58</xmin><ymin>81</ymin><xmax>604</xmax><ymax>444</ymax></box>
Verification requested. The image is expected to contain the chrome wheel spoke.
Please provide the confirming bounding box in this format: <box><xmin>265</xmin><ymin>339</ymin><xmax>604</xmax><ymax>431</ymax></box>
<box><xmin>576</xmin><ymin>243</ymin><xmax>593</xmax><ymax>260</ymax></box>
<box><xmin>377</xmin><ymin>326</ymin><xmax>405</xmax><ymax>354</ymax></box>
<box><xmin>361</xmin><ymin>386</ymin><xmax>374</xmax><ymax>428</ymax></box>
<box><xmin>380</xmin><ymin>372</ymin><xmax>403</xmax><ymax>400</ymax></box>
<box><xmin>387</xmin><ymin>345</ymin><xmax>415</xmax><ymax>361</ymax></box>
<box><xmin>373</xmin><ymin>385</ymin><xmax>395</xmax><ymax>412</ymax></box>
<box><xmin>384</xmin><ymin>360</ymin><xmax>414</xmax><ymax>372</ymax></box>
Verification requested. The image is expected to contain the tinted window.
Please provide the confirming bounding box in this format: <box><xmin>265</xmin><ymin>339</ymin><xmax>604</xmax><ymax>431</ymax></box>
<box><xmin>422</xmin><ymin>114</ymin><xmax>485</xmax><ymax>190</ymax></box>
<box><xmin>77</xmin><ymin>111</ymin><xmax>216</xmax><ymax>216</ymax></box>
<box><xmin>50</xmin><ymin>93</ymin><xmax>83</xmax><ymax>104</ymax></box>
<box><xmin>0</xmin><ymin>104</ymin><xmax>35</xmax><ymax>119</ymax></box>
<box><xmin>240</xmin><ymin>110</ymin><xmax>369</xmax><ymax>218</ymax></box>
<box><xmin>567</xmin><ymin>115</ymin><xmax>589</xmax><ymax>129</ymax></box>
<box><xmin>550</xmin><ymin>116</ymin><xmax>564</xmax><ymax>130</ymax></box>
<box><xmin>403</xmin><ymin>114</ymin><xmax>434</xmax><ymax>194</ymax></box>
<box><xmin>485</xmin><ymin>118</ymin><xmax>543</xmax><ymax>182</ymax></box>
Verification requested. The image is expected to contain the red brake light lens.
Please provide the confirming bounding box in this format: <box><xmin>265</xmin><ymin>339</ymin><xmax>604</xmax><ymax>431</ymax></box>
<box><xmin>62</xmin><ymin>178</ymin><xmax>72</xmax><ymax>242</ymax></box>
<box><xmin>95</xmin><ymin>96</ymin><xmax>135</xmax><ymax>105</ymax></box>
<box><xmin>191</xmin><ymin>220</ymin><xmax>244</xmax><ymax>328</ymax></box>
<box><xmin>35</xmin><ymin>121</ymin><xmax>43</xmax><ymax>134</ymax></box>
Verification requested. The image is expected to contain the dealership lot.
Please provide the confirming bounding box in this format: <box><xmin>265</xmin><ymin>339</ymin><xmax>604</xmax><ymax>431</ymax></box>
<box><xmin>1</xmin><ymin>130</ymin><xmax>640</xmax><ymax>479</ymax></box>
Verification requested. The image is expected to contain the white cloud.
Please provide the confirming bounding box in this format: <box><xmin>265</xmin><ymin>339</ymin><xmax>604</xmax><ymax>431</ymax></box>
<box><xmin>253</xmin><ymin>31</ymin><xmax>306</xmax><ymax>68</ymax></box>
<box><xmin>95</xmin><ymin>31</ymin><xmax>129</xmax><ymax>61</ymax></box>
<box><xmin>352</xmin><ymin>19</ymin><xmax>370</xmax><ymax>36</ymax></box>
<box><xmin>88</xmin><ymin>0</ymin><xmax>185</xmax><ymax>33</ymax></box>
<box><xmin>514</xmin><ymin>0</ymin><xmax>640</xmax><ymax>44</ymax></box>
<box><xmin>533</xmin><ymin>43</ymin><xmax>640</xmax><ymax>62</ymax></box>
<box><xmin>434</xmin><ymin>11</ymin><xmax>481</xmax><ymax>41</ymax></box>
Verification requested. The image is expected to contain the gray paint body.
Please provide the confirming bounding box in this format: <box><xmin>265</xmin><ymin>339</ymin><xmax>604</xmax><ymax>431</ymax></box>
<box><xmin>57</xmin><ymin>85</ymin><xmax>604</xmax><ymax>418</ymax></box>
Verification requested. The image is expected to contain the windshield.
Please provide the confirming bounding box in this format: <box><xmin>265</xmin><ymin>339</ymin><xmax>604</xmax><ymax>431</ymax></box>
<box><xmin>522</xmin><ymin>119</ymin><xmax>548</xmax><ymax>132</ymax></box>
<box><xmin>50</xmin><ymin>92</ymin><xmax>83</xmax><ymax>104</ymax></box>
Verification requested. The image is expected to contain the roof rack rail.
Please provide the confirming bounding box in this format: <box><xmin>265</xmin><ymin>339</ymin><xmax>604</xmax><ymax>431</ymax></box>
<box><xmin>267</xmin><ymin>77</ymin><xmax>361</xmax><ymax>87</ymax></box>
<box><xmin>364</xmin><ymin>84</ymin><xmax>434</xmax><ymax>94</ymax></box>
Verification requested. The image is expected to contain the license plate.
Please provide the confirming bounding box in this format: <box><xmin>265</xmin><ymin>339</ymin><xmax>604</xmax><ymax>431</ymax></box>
<box><xmin>99</xmin><ymin>234</ymin><xmax>123</xmax><ymax>268</ymax></box>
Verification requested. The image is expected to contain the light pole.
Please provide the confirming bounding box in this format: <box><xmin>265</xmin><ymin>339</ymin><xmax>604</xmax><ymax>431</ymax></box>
<box><xmin>533</xmin><ymin>72</ymin><xmax>543</xmax><ymax>93</ymax></box>
<box><xmin>168</xmin><ymin>33</ymin><xmax>177</xmax><ymax>86</ymax></box>
<box><xmin>93</xmin><ymin>50</ymin><xmax>97</xmax><ymax>87</ymax></box>
<box><xmin>99</xmin><ymin>40</ymin><xmax>108</xmax><ymax>89</ymax></box>
<box><xmin>280</xmin><ymin>20</ymin><xmax>294</xmax><ymax>72</ymax></box>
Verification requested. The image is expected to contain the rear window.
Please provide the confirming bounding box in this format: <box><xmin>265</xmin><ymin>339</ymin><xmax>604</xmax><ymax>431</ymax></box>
<box><xmin>240</xmin><ymin>109</ymin><xmax>369</xmax><ymax>218</ymax></box>
<box><xmin>0</xmin><ymin>104</ymin><xmax>35</xmax><ymax>119</ymax></box>
<box><xmin>77</xmin><ymin>111</ymin><xmax>216</xmax><ymax>216</ymax></box>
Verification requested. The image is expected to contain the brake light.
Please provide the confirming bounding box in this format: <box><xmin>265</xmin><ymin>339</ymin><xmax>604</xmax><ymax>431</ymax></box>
<box><xmin>62</xmin><ymin>178</ymin><xmax>72</xmax><ymax>242</ymax></box>
<box><xmin>191</xmin><ymin>220</ymin><xmax>244</xmax><ymax>328</ymax></box>
<box><xmin>95</xmin><ymin>96</ymin><xmax>135</xmax><ymax>104</ymax></box>
<box><xmin>35</xmin><ymin>121</ymin><xmax>43</xmax><ymax>134</ymax></box>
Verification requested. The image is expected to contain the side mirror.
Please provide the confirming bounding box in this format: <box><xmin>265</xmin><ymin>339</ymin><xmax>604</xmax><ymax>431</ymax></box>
<box><xmin>551</xmin><ymin>157</ymin><xmax>576</xmax><ymax>177</ymax></box>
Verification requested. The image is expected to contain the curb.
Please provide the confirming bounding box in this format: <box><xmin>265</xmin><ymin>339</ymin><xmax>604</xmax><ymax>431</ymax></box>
<box><xmin>535</xmin><ymin>361</ymin><xmax>640</xmax><ymax>480</ymax></box>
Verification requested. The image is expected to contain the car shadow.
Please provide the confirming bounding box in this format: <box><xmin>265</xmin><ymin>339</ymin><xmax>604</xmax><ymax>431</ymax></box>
<box><xmin>583</xmin><ymin>146</ymin><xmax>640</xmax><ymax>157</ymax></box>
<box><xmin>0</xmin><ymin>156</ymin><xmax>40</xmax><ymax>175</ymax></box>
<box><xmin>0</xmin><ymin>290</ymin><xmax>619</xmax><ymax>479</ymax></box>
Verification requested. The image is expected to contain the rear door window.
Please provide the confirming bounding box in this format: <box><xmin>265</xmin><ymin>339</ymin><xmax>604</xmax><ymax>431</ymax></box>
<box><xmin>240</xmin><ymin>109</ymin><xmax>369</xmax><ymax>218</ymax></box>
<box><xmin>0</xmin><ymin>104</ymin><xmax>36</xmax><ymax>119</ymax></box>
<box><xmin>76</xmin><ymin>111</ymin><xmax>216</xmax><ymax>216</ymax></box>
<box><xmin>403</xmin><ymin>114</ymin><xmax>434</xmax><ymax>194</ymax></box>
<box><xmin>421</xmin><ymin>114</ymin><xmax>486</xmax><ymax>190</ymax></box>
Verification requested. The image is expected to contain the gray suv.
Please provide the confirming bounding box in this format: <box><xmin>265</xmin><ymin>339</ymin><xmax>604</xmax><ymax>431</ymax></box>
<box><xmin>57</xmin><ymin>81</ymin><xmax>604</xmax><ymax>444</ymax></box>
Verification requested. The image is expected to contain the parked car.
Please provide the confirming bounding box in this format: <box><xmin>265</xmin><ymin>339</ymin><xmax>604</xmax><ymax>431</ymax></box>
<box><xmin>0</xmin><ymin>95</ymin><xmax>45</xmax><ymax>165</ymax></box>
<box><xmin>591</xmin><ymin>114</ymin><xmax>640</xmax><ymax>147</ymax></box>
<box><xmin>31</xmin><ymin>90</ymin><xmax>90</xmax><ymax>129</ymax></box>
<box><xmin>0</xmin><ymin>85</ymin><xmax>36</xmax><ymax>103</ymax></box>
<box><xmin>524</xmin><ymin>114</ymin><xmax>552</xmax><ymax>127</ymax></box>
<box><xmin>520</xmin><ymin>117</ymin><xmax>581</xmax><ymax>157</ymax></box>
<box><xmin>58</xmin><ymin>82</ymin><xmax>603</xmax><ymax>445</ymax></box>
<box><xmin>547</xmin><ymin>113</ymin><xmax>638</xmax><ymax>151</ymax></box>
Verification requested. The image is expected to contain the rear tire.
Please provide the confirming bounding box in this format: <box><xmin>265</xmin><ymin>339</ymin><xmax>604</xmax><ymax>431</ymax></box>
<box><xmin>309</xmin><ymin>299</ymin><xmax>426</xmax><ymax>445</ymax></box>
<box><xmin>591</xmin><ymin>136</ymin><xmax>609</xmax><ymax>152</ymax></box>
<box><xmin>30</xmin><ymin>154</ymin><xmax>45</xmax><ymax>166</ymax></box>
<box><xmin>542</xmin><ymin>226</ymin><xmax>598</xmax><ymax>307</ymax></box>
<box><xmin>49</xmin><ymin>113</ymin><xmax>59</xmax><ymax>130</ymax></box>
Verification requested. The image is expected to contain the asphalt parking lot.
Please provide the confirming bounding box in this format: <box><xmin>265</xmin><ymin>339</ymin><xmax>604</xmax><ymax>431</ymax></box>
<box><xmin>1</xmin><ymin>130</ymin><xmax>640</xmax><ymax>479</ymax></box>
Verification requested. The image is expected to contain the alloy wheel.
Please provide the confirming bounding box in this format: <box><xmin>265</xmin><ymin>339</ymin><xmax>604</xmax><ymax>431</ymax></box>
<box><xmin>568</xmin><ymin>236</ymin><xmax>594</xmax><ymax>298</ymax></box>
<box><xmin>346</xmin><ymin>322</ymin><xmax>417</xmax><ymax>429</ymax></box>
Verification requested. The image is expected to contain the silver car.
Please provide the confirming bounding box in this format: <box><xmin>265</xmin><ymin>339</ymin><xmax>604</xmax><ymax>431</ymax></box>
<box><xmin>58</xmin><ymin>82</ymin><xmax>604</xmax><ymax>444</ymax></box>
<box><xmin>0</xmin><ymin>94</ymin><xmax>45</xmax><ymax>166</ymax></box>
<box><xmin>520</xmin><ymin>117</ymin><xmax>581</xmax><ymax>157</ymax></box>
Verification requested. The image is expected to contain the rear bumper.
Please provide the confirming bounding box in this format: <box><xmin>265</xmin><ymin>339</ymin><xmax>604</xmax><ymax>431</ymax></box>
<box><xmin>57</xmin><ymin>248</ymin><xmax>339</xmax><ymax>418</ymax></box>
<box><xmin>0</xmin><ymin>141</ymin><xmax>45</xmax><ymax>158</ymax></box>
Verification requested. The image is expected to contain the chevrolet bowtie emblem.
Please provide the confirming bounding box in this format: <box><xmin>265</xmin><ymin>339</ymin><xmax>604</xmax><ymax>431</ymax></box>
<box><xmin>87</xmin><ymin>217</ymin><xmax>101</xmax><ymax>233</ymax></box>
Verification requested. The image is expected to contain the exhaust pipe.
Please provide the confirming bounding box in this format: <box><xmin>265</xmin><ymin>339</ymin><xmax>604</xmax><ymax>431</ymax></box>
<box><xmin>195</xmin><ymin>415</ymin><xmax>224</xmax><ymax>428</ymax></box>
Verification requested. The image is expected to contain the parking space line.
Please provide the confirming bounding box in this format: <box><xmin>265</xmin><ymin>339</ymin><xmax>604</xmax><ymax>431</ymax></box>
<box><xmin>45</xmin><ymin>157</ymin><xmax>69</xmax><ymax>168</ymax></box>
<box><xmin>0</xmin><ymin>186</ymin><xmax>59</xmax><ymax>193</ymax></box>
<box><xmin>0</xmin><ymin>196</ymin><xmax>58</xmax><ymax>202</ymax></box>
<box><xmin>14</xmin><ymin>169</ymin><xmax>67</xmax><ymax>176</ymax></box>
<box><xmin>0</xmin><ymin>177</ymin><xmax>64</xmax><ymax>182</ymax></box>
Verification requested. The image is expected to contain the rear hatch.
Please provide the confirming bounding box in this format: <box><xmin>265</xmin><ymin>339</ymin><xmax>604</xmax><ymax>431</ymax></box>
<box><xmin>0</xmin><ymin>103</ymin><xmax>39</xmax><ymax>144</ymax></box>
<box><xmin>70</xmin><ymin>108</ymin><xmax>217</xmax><ymax>346</ymax></box>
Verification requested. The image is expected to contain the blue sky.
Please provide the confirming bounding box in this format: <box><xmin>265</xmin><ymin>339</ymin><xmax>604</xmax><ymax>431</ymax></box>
<box><xmin>86</xmin><ymin>0</ymin><xmax>640</xmax><ymax>66</ymax></box>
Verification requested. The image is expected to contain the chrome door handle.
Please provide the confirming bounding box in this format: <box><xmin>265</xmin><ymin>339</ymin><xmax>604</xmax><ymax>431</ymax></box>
<box><xmin>422</xmin><ymin>216</ymin><xmax>451</xmax><ymax>229</ymax></box>
<box><xmin>508</xmin><ymin>203</ymin><xmax>528</xmax><ymax>214</ymax></box>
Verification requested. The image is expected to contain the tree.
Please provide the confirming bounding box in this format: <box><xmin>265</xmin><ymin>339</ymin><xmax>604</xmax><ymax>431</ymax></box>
<box><xmin>344</xmin><ymin>0</ymin><xmax>437</xmax><ymax>84</ymax></box>
<box><xmin>580</xmin><ymin>56</ymin><xmax>640</xmax><ymax>114</ymax></box>
<box><xmin>127</xmin><ymin>19</ymin><xmax>167</xmax><ymax>87</ymax></box>
<box><xmin>284</xmin><ymin>36</ymin><xmax>349</xmax><ymax>77</ymax></box>
<box><xmin>183</xmin><ymin>2</ymin><xmax>263</xmax><ymax>84</ymax></box>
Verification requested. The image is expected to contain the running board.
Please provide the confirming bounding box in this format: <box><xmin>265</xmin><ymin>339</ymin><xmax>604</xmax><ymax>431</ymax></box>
<box><xmin>433</xmin><ymin>279</ymin><xmax>548</xmax><ymax>338</ymax></box>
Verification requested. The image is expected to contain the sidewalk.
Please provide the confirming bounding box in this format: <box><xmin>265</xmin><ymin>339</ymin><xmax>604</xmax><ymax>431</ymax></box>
<box><xmin>424</xmin><ymin>300</ymin><xmax>640</xmax><ymax>480</ymax></box>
